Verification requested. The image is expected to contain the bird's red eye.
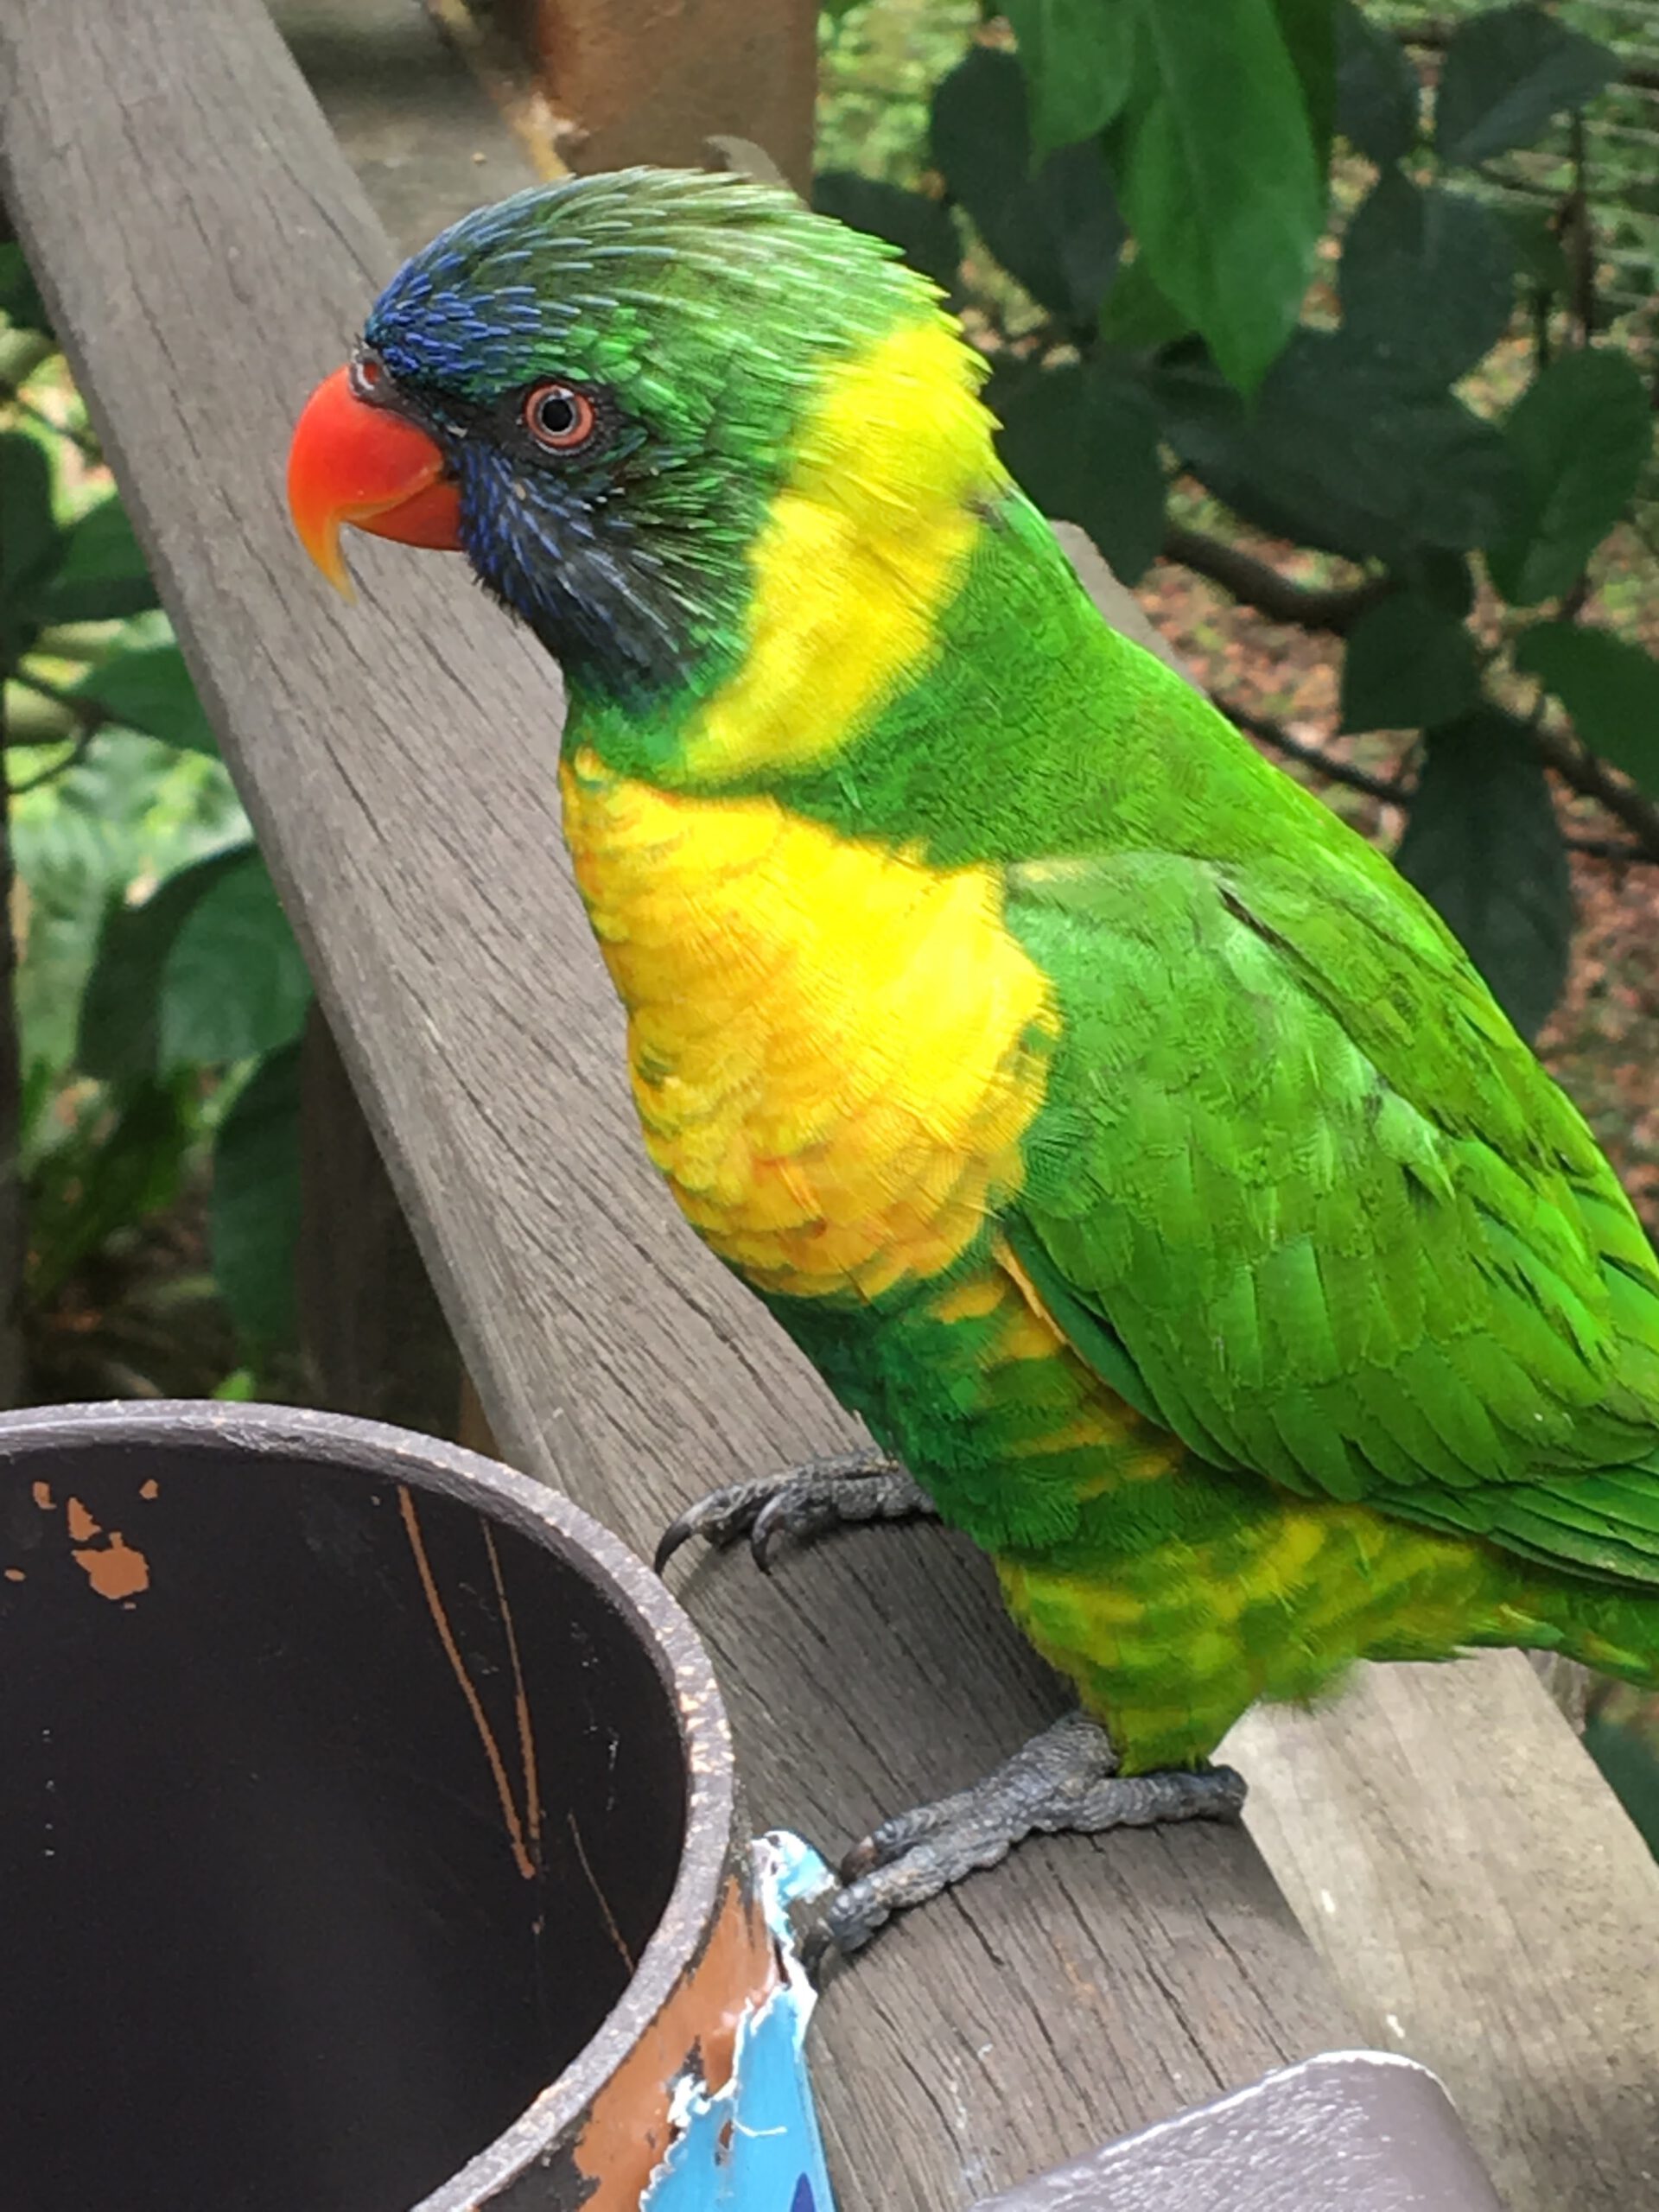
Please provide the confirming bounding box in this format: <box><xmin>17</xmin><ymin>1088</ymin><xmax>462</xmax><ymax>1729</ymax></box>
<box><xmin>524</xmin><ymin>382</ymin><xmax>597</xmax><ymax>453</ymax></box>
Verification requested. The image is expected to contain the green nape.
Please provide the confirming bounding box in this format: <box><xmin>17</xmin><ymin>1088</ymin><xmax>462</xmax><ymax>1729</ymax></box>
<box><xmin>702</xmin><ymin>486</ymin><xmax>1382</xmax><ymax>867</ymax></box>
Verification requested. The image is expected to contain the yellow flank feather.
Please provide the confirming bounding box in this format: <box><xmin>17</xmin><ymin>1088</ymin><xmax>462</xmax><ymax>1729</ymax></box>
<box><xmin>560</xmin><ymin>745</ymin><xmax>1057</xmax><ymax>1300</ymax></box>
<box><xmin>677</xmin><ymin>315</ymin><xmax>1002</xmax><ymax>785</ymax></box>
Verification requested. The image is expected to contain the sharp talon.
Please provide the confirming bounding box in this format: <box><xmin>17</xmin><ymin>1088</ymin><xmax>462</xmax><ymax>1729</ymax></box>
<box><xmin>654</xmin><ymin>1450</ymin><xmax>933</xmax><ymax>1580</ymax></box>
<box><xmin>810</xmin><ymin>1716</ymin><xmax>1248</xmax><ymax>1956</ymax></box>
<box><xmin>748</xmin><ymin>1489</ymin><xmax>797</xmax><ymax>1573</ymax></box>
<box><xmin>839</xmin><ymin>1834</ymin><xmax>879</xmax><ymax>1885</ymax></box>
<box><xmin>799</xmin><ymin>1920</ymin><xmax>837</xmax><ymax>1980</ymax></box>
<box><xmin>653</xmin><ymin>1514</ymin><xmax>696</xmax><ymax>1577</ymax></box>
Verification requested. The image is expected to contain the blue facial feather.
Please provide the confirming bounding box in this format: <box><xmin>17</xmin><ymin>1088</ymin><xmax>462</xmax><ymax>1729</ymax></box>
<box><xmin>360</xmin><ymin>167</ymin><xmax>934</xmax><ymax>700</ymax></box>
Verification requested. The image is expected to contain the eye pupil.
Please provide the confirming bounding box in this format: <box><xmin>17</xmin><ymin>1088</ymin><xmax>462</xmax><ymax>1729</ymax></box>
<box><xmin>524</xmin><ymin>381</ymin><xmax>597</xmax><ymax>453</ymax></box>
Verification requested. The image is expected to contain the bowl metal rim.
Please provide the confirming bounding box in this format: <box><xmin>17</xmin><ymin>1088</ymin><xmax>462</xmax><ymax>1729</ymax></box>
<box><xmin>0</xmin><ymin>1395</ymin><xmax>739</xmax><ymax>2208</ymax></box>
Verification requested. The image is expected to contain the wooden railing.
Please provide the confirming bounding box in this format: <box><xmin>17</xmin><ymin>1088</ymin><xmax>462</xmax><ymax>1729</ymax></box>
<box><xmin>3</xmin><ymin>3</ymin><xmax>1657</xmax><ymax>2205</ymax></box>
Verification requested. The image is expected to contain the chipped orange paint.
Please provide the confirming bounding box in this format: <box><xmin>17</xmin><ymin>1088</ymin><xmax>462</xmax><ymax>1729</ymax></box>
<box><xmin>30</xmin><ymin>1481</ymin><xmax>52</xmax><ymax>1511</ymax></box>
<box><xmin>138</xmin><ymin>1478</ymin><xmax>159</xmax><ymax>1501</ymax></box>
<box><xmin>72</xmin><ymin>1533</ymin><xmax>149</xmax><ymax>1601</ymax></box>
<box><xmin>399</xmin><ymin>1486</ymin><xmax>538</xmax><ymax>1882</ymax></box>
<box><xmin>572</xmin><ymin>1867</ymin><xmax>776</xmax><ymax>2210</ymax></box>
<box><xmin>3</xmin><ymin>1567</ymin><xmax>23</xmax><ymax>1583</ymax></box>
<box><xmin>65</xmin><ymin>1497</ymin><xmax>100</xmax><ymax>1542</ymax></box>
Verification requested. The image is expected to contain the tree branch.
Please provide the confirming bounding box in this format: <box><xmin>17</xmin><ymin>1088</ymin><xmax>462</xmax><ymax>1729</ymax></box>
<box><xmin>1532</xmin><ymin>721</ymin><xmax>1659</xmax><ymax>864</ymax></box>
<box><xmin>1161</xmin><ymin>524</ymin><xmax>1392</xmax><ymax>634</ymax></box>
<box><xmin>1212</xmin><ymin>694</ymin><xmax>1411</xmax><ymax>802</ymax></box>
<box><xmin>1217</xmin><ymin>691</ymin><xmax>1659</xmax><ymax>867</ymax></box>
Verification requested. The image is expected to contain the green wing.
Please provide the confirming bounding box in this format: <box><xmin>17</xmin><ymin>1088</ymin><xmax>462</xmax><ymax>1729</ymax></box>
<box><xmin>1003</xmin><ymin>841</ymin><xmax>1659</xmax><ymax>1586</ymax></box>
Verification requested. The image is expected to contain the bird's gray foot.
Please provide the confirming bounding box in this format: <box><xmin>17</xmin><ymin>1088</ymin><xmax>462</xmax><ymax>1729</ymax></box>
<box><xmin>806</xmin><ymin>1712</ymin><xmax>1247</xmax><ymax>1967</ymax></box>
<box><xmin>654</xmin><ymin>1446</ymin><xmax>937</xmax><ymax>1575</ymax></box>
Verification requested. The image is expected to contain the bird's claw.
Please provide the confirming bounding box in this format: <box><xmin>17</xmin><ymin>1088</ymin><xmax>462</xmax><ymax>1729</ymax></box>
<box><xmin>655</xmin><ymin>1448</ymin><xmax>936</xmax><ymax>1578</ymax></box>
<box><xmin>798</xmin><ymin>1713</ymin><xmax>1248</xmax><ymax>1971</ymax></box>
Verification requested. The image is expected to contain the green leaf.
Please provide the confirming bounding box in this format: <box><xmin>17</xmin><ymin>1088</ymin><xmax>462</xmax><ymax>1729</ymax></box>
<box><xmin>1097</xmin><ymin>251</ymin><xmax>1192</xmax><ymax>349</ymax></box>
<box><xmin>1395</xmin><ymin>709</ymin><xmax>1572</xmax><ymax>1040</ymax></box>
<box><xmin>1435</xmin><ymin>4</ymin><xmax>1618</xmax><ymax>168</ymax></box>
<box><xmin>931</xmin><ymin>48</ymin><xmax>1125</xmax><ymax>323</ymax></box>
<box><xmin>1486</xmin><ymin>348</ymin><xmax>1652</xmax><ymax>606</ymax></box>
<box><xmin>1501</xmin><ymin>204</ymin><xmax>1570</xmax><ymax>296</ymax></box>
<box><xmin>810</xmin><ymin>175</ymin><xmax>962</xmax><ymax>293</ymax></box>
<box><xmin>1333</xmin><ymin>0</ymin><xmax>1419</xmax><ymax>164</ymax></box>
<box><xmin>211</xmin><ymin>1043</ymin><xmax>302</xmax><ymax>1350</ymax></box>
<box><xmin>0</xmin><ymin>430</ymin><xmax>61</xmax><ymax>664</ymax></box>
<box><xmin>1005</xmin><ymin>0</ymin><xmax>1137</xmax><ymax>160</ymax></box>
<box><xmin>79</xmin><ymin>847</ymin><xmax>239</xmax><ymax>1077</ymax></box>
<box><xmin>79</xmin><ymin>844</ymin><xmax>311</xmax><ymax>1078</ymax></box>
<box><xmin>0</xmin><ymin>243</ymin><xmax>51</xmax><ymax>337</ymax></box>
<box><xmin>1155</xmin><ymin>332</ymin><xmax>1522</xmax><ymax>564</ymax></box>
<box><xmin>1339</xmin><ymin>591</ymin><xmax>1480</xmax><ymax>733</ymax></box>
<box><xmin>1113</xmin><ymin>0</ymin><xmax>1323</xmax><ymax>393</ymax></box>
<box><xmin>992</xmin><ymin>359</ymin><xmax>1167</xmax><ymax>584</ymax></box>
<box><xmin>1271</xmin><ymin>0</ymin><xmax>1338</xmax><ymax>170</ymax></box>
<box><xmin>1339</xmin><ymin>173</ymin><xmax>1514</xmax><ymax>388</ymax></box>
<box><xmin>1515</xmin><ymin>622</ymin><xmax>1659</xmax><ymax>798</ymax></box>
<box><xmin>71</xmin><ymin>644</ymin><xmax>216</xmax><ymax>756</ymax></box>
<box><xmin>162</xmin><ymin>852</ymin><xmax>312</xmax><ymax>1068</ymax></box>
<box><xmin>1395</xmin><ymin>547</ymin><xmax>1476</xmax><ymax>621</ymax></box>
<box><xmin>25</xmin><ymin>1076</ymin><xmax>196</xmax><ymax>1305</ymax></box>
<box><xmin>35</xmin><ymin>495</ymin><xmax>160</xmax><ymax>624</ymax></box>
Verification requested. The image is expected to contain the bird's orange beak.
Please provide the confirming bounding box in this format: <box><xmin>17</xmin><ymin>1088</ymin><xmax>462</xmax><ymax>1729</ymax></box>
<box><xmin>286</xmin><ymin>364</ymin><xmax>463</xmax><ymax>598</ymax></box>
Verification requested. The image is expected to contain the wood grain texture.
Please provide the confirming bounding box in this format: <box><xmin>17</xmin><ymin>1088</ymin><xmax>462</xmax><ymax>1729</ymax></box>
<box><xmin>0</xmin><ymin>5</ymin><xmax>1359</xmax><ymax>2202</ymax></box>
<box><xmin>1056</xmin><ymin>523</ymin><xmax>1659</xmax><ymax>2212</ymax></box>
<box><xmin>1233</xmin><ymin>1664</ymin><xmax>1659</xmax><ymax>2211</ymax></box>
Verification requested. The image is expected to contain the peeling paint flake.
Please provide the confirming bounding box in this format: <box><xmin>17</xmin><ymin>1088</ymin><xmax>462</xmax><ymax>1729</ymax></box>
<box><xmin>72</xmin><ymin>1532</ymin><xmax>150</xmax><ymax>1602</ymax></box>
<box><xmin>642</xmin><ymin>1833</ymin><xmax>838</xmax><ymax>2212</ymax></box>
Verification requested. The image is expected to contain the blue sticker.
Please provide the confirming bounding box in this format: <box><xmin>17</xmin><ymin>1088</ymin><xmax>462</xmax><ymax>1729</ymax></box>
<box><xmin>641</xmin><ymin>1833</ymin><xmax>838</xmax><ymax>2210</ymax></box>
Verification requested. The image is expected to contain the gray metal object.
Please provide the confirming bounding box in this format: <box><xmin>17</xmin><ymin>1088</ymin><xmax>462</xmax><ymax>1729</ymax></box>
<box><xmin>972</xmin><ymin>2052</ymin><xmax>1509</xmax><ymax>2211</ymax></box>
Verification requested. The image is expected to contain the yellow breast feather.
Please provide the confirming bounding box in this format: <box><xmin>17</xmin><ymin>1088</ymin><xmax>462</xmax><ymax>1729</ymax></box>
<box><xmin>561</xmin><ymin>747</ymin><xmax>1057</xmax><ymax>1300</ymax></box>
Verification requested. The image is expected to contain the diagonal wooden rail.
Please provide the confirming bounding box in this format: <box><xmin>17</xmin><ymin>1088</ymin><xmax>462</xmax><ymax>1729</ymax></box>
<box><xmin>3</xmin><ymin>4</ymin><xmax>1656</xmax><ymax>2207</ymax></box>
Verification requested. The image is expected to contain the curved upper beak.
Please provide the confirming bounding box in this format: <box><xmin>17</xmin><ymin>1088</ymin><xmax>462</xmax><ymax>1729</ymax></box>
<box><xmin>286</xmin><ymin>364</ymin><xmax>464</xmax><ymax>598</ymax></box>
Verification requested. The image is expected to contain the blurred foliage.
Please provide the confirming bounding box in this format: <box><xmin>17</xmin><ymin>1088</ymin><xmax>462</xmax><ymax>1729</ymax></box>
<box><xmin>816</xmin><ymin>0</ymin><xmax>1659</xmax><ymax>1048</ymax></box>
<box><xmin>0</xmin><ymin>245</ymin><xmax>307</xmax><ymax>1395</ymax></box>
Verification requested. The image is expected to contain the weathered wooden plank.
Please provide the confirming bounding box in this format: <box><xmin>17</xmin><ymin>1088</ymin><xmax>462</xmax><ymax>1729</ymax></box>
<box><xmin>0</xmin><ymin>3</ymin><xmax>1360</xmax><ymax>2202</ymax></box>
<box><xmin>1234</xmin><ymin>1662</ymin><xmax>1659</xmax><ymax>2211</ymax></box>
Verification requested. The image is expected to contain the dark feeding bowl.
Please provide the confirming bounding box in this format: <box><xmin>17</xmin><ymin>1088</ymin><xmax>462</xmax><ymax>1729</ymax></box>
<box><xmin>0</xmin><ymin>1403</ymin><xmax>773</xmax><ymax>2212</ymax></box>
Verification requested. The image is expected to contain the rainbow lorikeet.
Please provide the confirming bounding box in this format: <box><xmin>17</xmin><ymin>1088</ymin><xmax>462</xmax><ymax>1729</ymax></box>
<box><xmin>289</xmin><ymin>170</ymin><xmax>1659</xmax><ymax>1955</ymax></box>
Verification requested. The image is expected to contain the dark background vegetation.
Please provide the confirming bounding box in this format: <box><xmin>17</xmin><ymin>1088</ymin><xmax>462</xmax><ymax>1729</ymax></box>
<box><xmin>3</xmin><ymin>0</ymin><xmax>1657</xmax><ymax>1834</ymax></box>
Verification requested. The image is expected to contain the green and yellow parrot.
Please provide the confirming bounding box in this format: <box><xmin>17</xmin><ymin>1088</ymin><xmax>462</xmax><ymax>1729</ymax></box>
<box><xmin>289</xmin><ymin>170</ymin><xmax>1659</xmax><ymax>1951</ymax></box>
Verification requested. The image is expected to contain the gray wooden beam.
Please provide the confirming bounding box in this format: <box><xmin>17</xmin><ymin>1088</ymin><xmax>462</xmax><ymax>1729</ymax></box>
<box><xmin>0</xmin><ymin>3</ymin><xmax>1361</xmax><ymax>2202</ymax></box>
